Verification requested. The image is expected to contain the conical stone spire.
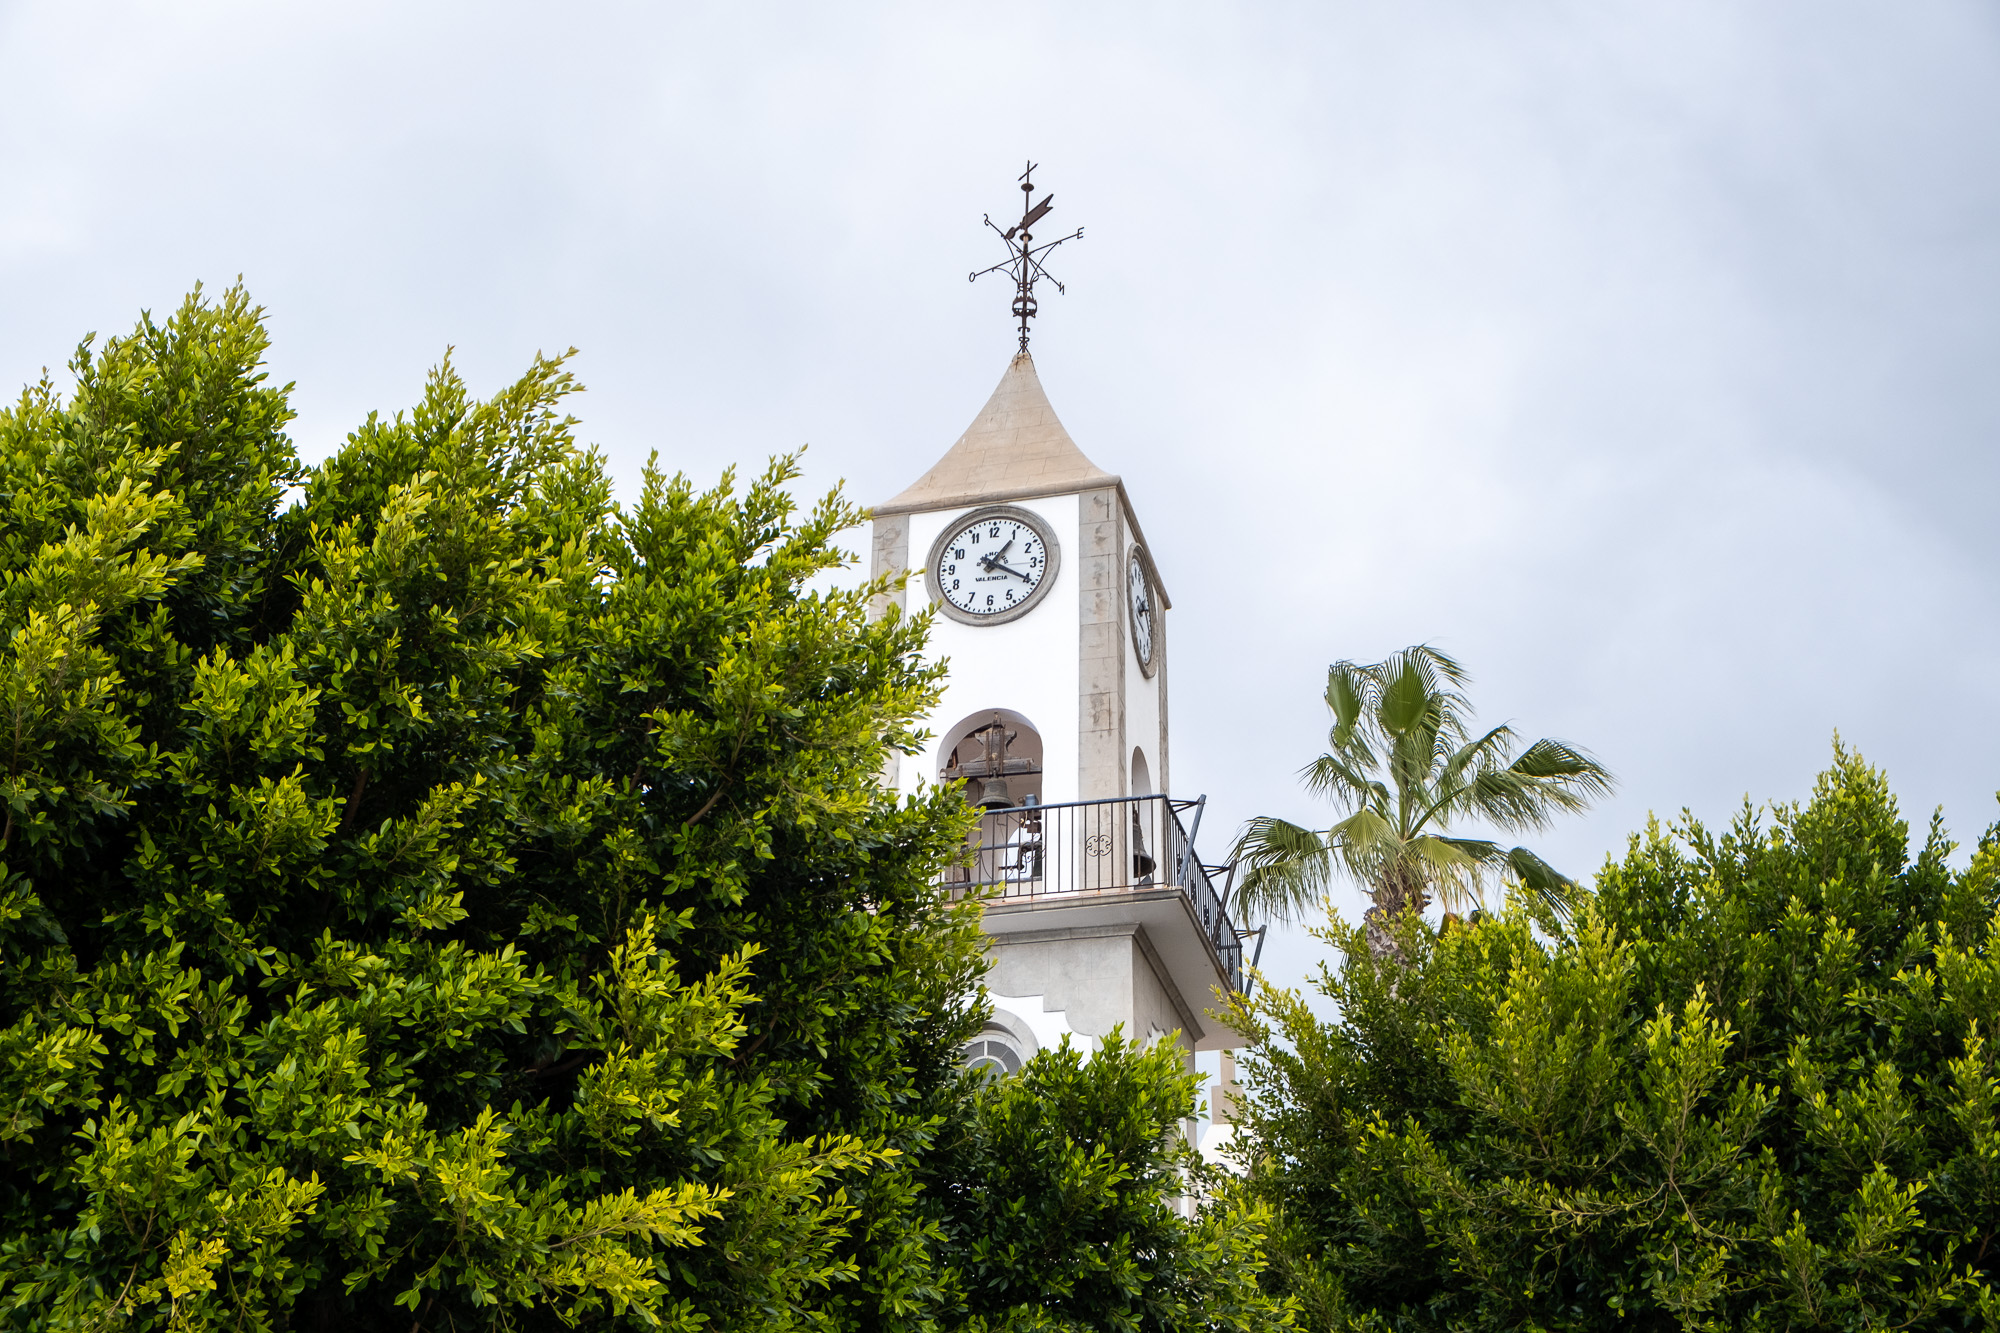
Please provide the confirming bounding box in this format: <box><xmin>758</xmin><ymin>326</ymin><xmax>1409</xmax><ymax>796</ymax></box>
<box><xmin>875</xmin><ymin>353</ymin><xmax>1116</xmax><ymax>516</ymax></box>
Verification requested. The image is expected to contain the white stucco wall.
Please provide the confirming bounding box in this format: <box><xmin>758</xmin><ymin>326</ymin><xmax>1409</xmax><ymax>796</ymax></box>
<box><xmin>986</xmin><ymin>991</ymin><xmax>1085</xmax><ymax>1057</ymax></box>
<box><xmin>900</xmin><ymin>492</ymin><xmax>1083</xmax><ymax>805</ymax></box>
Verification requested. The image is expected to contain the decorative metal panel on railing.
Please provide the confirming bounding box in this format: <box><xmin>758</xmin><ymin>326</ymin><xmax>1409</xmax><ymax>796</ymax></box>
<box><xmin>945</xmin><ymin>794</ymin><xmax>1245</xmax><ymax>992</ymax></box>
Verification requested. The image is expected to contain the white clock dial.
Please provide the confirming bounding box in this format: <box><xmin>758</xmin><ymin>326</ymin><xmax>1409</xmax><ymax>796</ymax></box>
<box><xmin>935</xmin><ymin>512</ymin><xmax>1052</xmax><ymax>619</ymax></box>
<box><xmin>1128</xmin><ymin>550</ymin><xmax>1156</xmax><ymax>672</ymax></box>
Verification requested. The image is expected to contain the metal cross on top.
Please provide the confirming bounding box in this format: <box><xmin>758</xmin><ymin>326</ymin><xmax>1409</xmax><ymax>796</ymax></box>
<box><xmin>969</xmin><ymin>161</ymin><xmax>1084</xmax><ymax>352</ymax></box>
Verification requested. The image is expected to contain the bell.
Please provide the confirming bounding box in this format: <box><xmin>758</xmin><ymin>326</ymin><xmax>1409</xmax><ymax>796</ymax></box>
<box><xmin>970</xmin><ymin>712</ymin><xmax>1017</xmax><ymax>809</ymax></box>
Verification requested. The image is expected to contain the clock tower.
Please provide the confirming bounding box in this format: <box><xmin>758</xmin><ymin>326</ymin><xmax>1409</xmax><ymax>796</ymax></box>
<box><xmin>870</xmin><ymin>349</ymin><xmax>1246</xmax><ymax>1073</ymax></box>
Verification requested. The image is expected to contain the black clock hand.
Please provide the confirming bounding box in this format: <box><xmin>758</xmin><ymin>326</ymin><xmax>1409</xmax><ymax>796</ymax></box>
<box><xmin>978</xmin><ymin>543</ymin><xmax>1032</xmax><ymax>579</ymax></box>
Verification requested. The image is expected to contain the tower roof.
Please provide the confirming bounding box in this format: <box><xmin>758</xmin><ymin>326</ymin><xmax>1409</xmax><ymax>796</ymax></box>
<box><xmin>875</xmin><ymin>352</ymin><xmax>1117</xmax><ymax>516</ymax></box>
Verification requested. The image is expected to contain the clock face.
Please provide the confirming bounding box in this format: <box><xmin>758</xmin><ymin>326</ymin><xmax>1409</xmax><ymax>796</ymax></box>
<box><xmin>1128</xmin><ymin>550</ymin><xmax>1156</xmax><ymax>672</ymax></box>
<box><xmin>930</xmin><ymin>507</ymin><xmax>1057</xmax><ymax>623</ymax></box>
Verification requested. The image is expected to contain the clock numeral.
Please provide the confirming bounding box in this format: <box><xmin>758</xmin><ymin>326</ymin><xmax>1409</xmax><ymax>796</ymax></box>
<box><xmin>985</xmin><ymin>594</ymin><xmax>994</xmax><ymax>607</ymax></box>
<box><xmin>951</xmin><ymin>578</ymin><xmax>960</xmax><ymax>589</ymax></box>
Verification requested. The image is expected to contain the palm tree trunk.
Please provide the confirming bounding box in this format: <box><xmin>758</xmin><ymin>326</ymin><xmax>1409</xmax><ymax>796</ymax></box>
<box><xmin>1363</xmin><ymin>863</ymin><xmax>1430</xmax><ymax>966</ymax></box>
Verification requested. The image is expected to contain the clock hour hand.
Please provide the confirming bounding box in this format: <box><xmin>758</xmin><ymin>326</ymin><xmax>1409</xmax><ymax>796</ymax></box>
<box><xmin>977</xmin><ymin>539</ymin><xmax>1031</xmax><ymax>580</ymax></box>
<box><xmin>986</xmin><ymin>558</ymin><xmax>1033</xmax><ymax>582</ymax></box>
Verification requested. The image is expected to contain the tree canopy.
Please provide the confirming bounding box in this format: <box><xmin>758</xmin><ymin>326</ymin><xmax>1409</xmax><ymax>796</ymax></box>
<box><xmin>1229</xmin><ymin>646</ymin><xmax>1611</xmax><ymax>955</ymax></box>
<box><xmin>1232</xmin><ymin>743</ymin><xmax>2000</xmax><ymax>1331</ymax></box>
<box><xmin>0</xmin><ymin>286</ymin><xmax>1289</xmax><ymax>1332</ymax></box>
<box><xmin>921</xmin><ymin>1031</ymin><xmax>1291</xmax><ymax>1333</ymax></box>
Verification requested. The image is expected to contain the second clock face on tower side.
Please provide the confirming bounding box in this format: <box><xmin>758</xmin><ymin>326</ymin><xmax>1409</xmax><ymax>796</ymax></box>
<box><xmin>1128</xmin><ymin>548</ymin><xmax>1156</xmax><ymax>675</ymax></box>
<box><xmin>925</xmin><ymin>505</ymin><xmax>1062</xmax><ymax>626</ymax></box>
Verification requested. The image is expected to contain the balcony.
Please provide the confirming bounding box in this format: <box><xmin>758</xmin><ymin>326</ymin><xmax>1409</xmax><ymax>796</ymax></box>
<box><xmin>948</xmin><ymin>793</ymin><xmax>1246</xmax><ymax>997</ymax></box>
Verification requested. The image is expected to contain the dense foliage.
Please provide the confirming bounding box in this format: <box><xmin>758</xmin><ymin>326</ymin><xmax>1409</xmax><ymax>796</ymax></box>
<box><xmin>0</xmin><ymin>285</ymin><xmax>991</xmax><ymax>1330</ymax></box>
<box><xmin>0</xmin><ymin>286</ymin><xmax>1291</xmax><ymax>1332</ymax></box>
<box><xmin>1234</xmin><ymin>745</ymin><xmax>2000</xmax><ymax>1330</ymax></box>
<box><xmin>921</xmin><ymin>1032</ymin><xmax>1292</xmax><ymax>1332</ymax></box>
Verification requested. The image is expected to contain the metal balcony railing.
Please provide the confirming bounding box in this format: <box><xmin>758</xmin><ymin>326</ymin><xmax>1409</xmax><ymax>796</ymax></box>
<box><xmin>946</xmin><ymin>794</ymin><xmax>1245</xmax><ymax>993</ymax></box>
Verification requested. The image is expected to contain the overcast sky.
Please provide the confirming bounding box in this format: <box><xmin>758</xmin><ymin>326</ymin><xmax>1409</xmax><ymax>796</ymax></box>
<box><xmin>6</xmin><ymin>1</ymin><xmax>1999</xmax><ymax>1003</ymax></box>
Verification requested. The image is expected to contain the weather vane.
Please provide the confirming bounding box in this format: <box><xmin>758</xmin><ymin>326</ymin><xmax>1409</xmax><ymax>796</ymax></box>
<box><xmin>969</xmin><ymin>161</ymin><xmax>1084</xmax><ymax>353</ymax></box>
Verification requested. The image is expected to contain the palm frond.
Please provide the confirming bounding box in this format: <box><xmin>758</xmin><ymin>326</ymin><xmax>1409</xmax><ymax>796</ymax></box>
<box><xmin>1324</xmin><ymin>663</ymin><xmax>1370</xmax><ymax>761</ymax></box>
<box><xmin>1429</xmin><ymin>834</ymin><xmax>1507</xmax><ymax>865</ymax></box>
<box><xmin>1387</xmin><ymin>725</ymin><xmax>1439</xmax><ymax>826</ymax></box>
<box><xmin>1502</xmin><ymin>844</ymin><xmax>1579</xmax><ymax>923</ymax></box>
<box><xmin>1227</xmin><ymin>816</ymin><xmax>1336</xmax><ymax>926</ymax></box>
<box><xmin>1389</xmin><ymin>648</ymin><xmax>1471</xmax><ymax>728</ymax></box>
<box><xmin>1417</xmin><ymin>724</ymin><xmax>1521</xmax><ymax>830</ymax></box>
<box><xmin>1299</xmin><ymin>753</ymin><xmax>1387</xmax><ymax>814</ymax></box>
<box><xmin>1327</xmin><ymin>807</ymin><xmax>1401</xmax><ymax>867</ymax></box>
<box><xmin>1378</xmin><ymin>656</ymin><xmax>1436</xmax><ymax>737</ymax></box>
<box><xmin>1235</xmin><ymin>644</ymin><xmax>1607</xmax><ymax>940</ymax></box>
<box><xmin>1464</xmin><ymin>769</ymin><xmax>1570</xmax><ymax>831</ymax></box>
<box><xmin>1509</xmin><ymin>738</ymin><xmax>1615</xmax><ymax>795</ymax></box>
<box><xmin>1416</xmin><ymin>832</ymin><xmax>1504</xmax><ymax>912</ymax></box>
<box><xmin>1460</xmin><ymin>739</ymin><xmax>1615</xmax><ymax>831</ymax></box>
<box><xmin>1405</xmin><ymin>835</ymin><xmax>1492</xmax><ymax>913</ymax></box>
<box><xmin>1381</xmin><ymin>643</ymin><xmax>1472</xmax><ymax>693</ymax></box>
<box><xmin>1434</xmin><ymin>724</ymin><xmax>1519</xmax><ymax>793</ymax></box>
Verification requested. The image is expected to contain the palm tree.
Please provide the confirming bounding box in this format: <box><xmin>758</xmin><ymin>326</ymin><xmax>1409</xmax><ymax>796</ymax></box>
<box><xmin>1229</xmin><ymin>645</ymin><xmax>1612</xmax><ymax>963</ymax></box>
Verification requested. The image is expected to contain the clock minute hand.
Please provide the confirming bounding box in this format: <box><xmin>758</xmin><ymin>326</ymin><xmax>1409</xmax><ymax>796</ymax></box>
<box><xmin>975</xmin><ymin>549</ymin><xmax>1032</xmax><ymax>583</ymax></box>
<box><xmin>978</xmin><ymin>541</ymin><xmax>1022</xmax><ymax>573</ymax></box>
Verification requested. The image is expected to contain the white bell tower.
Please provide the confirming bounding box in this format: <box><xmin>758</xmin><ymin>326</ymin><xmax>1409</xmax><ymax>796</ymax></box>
<box><xmin>871</xmin><ymin>351</ymin><xmax>1246</xmax><ymax>1072</ymax></box>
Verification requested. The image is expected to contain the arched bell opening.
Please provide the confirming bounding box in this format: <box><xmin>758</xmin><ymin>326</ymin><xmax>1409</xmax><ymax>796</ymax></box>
<box><xmin>940</xmin><ymin>710</ymin><xmax>1046</xmax><ymax>890</ymax></box>
<box><xmin>1129</xmin><ymin>746</ymin><xmax>1159</xmax><ymax>884</ymax></box>
<box><xmin>938</xmin><ymin>709</ymin><xmax>1044</xmax><ymax>810</ymax></box>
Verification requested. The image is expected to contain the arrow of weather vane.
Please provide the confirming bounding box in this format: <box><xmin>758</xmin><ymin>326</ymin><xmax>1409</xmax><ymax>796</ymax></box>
<box><xmin>969</xmin><ymin>161</ymin><xmax>1084</xmax><ymax>353</ymax></box>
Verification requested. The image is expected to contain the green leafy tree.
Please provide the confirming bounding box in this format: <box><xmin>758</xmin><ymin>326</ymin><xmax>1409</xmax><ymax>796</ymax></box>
<box><xmin>0</xmin><ymin>285</ymin><xmax>998</xmax><ymax>1331</ymax></box>
<box><xmin>1228</xmin><ymin>646</ymin><xmax>1611</xmax><ymax>959</ymax></box>
<box><xmin>920</xmin><ymin>1031</ymin><xmax>1295</xmax><ymax>1333</ymax></box>
<box><xmin>0</xmin><ymin>285</ymin><xmax>1296</xmax><ymax>1333</ymax></box>
<box><xmin>1232</xmin><ymin>743</ymin><xmax>2000</xmax><ymax>1331</ymax></box>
